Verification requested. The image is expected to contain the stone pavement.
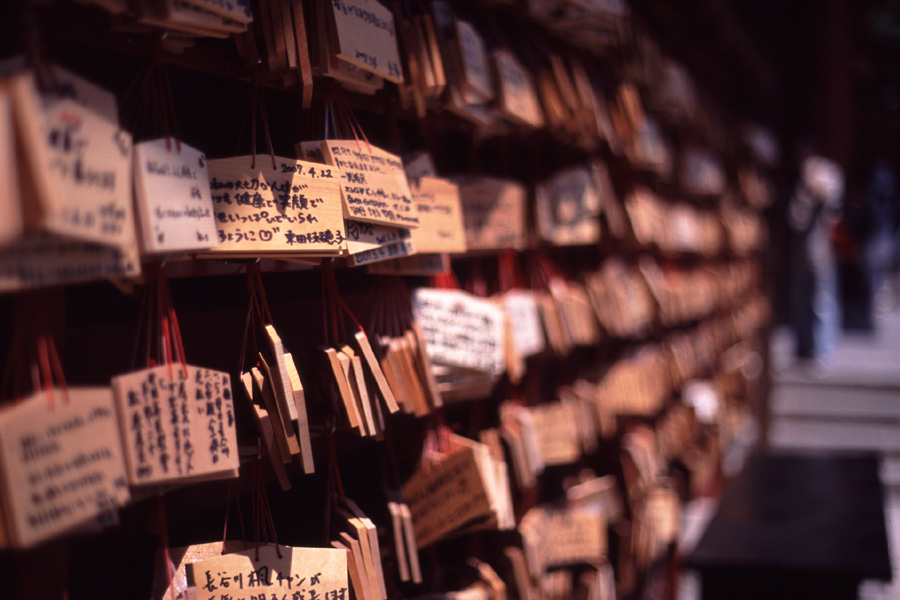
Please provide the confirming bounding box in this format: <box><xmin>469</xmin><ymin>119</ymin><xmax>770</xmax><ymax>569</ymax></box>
<box><xmin>768</xmin><ymin>308</ymin><xmax>900</xmax><ymax>599</ymax></box>
<box><xmin>679</xmin><ymin>307</ymin><xmax>900</xmax><ymax>600</ymax></box>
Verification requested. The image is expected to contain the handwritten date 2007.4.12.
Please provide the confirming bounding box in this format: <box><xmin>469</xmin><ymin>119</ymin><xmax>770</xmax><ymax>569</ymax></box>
<box><xmin>280</xmin><ymin>164</ymin><xmax>334</xmax><ymax>179</ymax></box>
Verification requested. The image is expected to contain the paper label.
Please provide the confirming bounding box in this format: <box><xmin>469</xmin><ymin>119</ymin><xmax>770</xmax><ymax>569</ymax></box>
<box><xmin>112</xmin><ymin>365</ymin><xmax>238</xmax><ymax>485</ymax></box>
<box><xmin>133</xmin><ymin>139</ymin><xmax>218</xmax><ymax>254</ymax></box>
<box><xmin>43</xmin><ymin>65</ymin><xmax>119</xmax><ymax>119</ymax></box>
<box><xmin>344</xmin><ymin>220</ymin><xmax>410</xmax><ymax>254</ymax></box>
<box><xmin>348</xmin><ymin>239</ymin><xmax>416</xmax><ymax>267</ymax></box>
<box><xmin>207</xmin><ymin>156</ymin><xmax>346</xmax><ymax>254</ymax></box>
<box><xmin>403</xmin><ymin>152</ymin><xmax>437</xmax><ymax>179</ymax></box>
<box><xmin>0</xmin><ymin>387</ymin><xmax>130</xmax><ymax>548</ymax></box>
<box><xmin>344</xmin><ymin>220</ymin><xmax>416</xmax><ymax>266</ymax></box>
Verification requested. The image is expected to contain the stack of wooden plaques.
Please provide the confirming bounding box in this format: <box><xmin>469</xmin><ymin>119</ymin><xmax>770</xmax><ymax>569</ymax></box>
<box><xmin>386</xmin><ymin>497</ymin><xmax>422</xmax><ymax>585</ymax></box>
<box><xmin>239</xmin><ymin>310</ymin><xmax>315</xmax><ymax>490</ymax></box>
<box><xmin>333</xmin><ymin>498</ymin><xmax>389</xmax><ymax>600</ymax></box>
<box><xmin>319</xmin><ymin>328</ymin><xmax>403</xmax><ymax>438</ymax></box>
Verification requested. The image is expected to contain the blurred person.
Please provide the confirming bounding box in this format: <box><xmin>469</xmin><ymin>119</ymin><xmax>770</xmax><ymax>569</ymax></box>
<box><xmin>863</xmin><ymin>159</ymin><xmax>899</xmax><ymax>315</ymax></box>
<box><xmin>788</xmin><ymin>155</ymin><xmax>845</xmax><ymax>369</ymax></box>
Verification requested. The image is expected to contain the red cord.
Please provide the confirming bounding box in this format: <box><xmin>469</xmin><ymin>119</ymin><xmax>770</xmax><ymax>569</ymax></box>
<box><xmin>161</xmin><ymin>61</ymin><xmax>182</xmax><ymax>154</ymax></box>
<box><xmin>156</xmin><ymin>497</ymin><xmax>176</xmax><ymax>600</ymax></box>
<box><xmin>328</xmin><ymin>431</ymin><xmax>346</xmax><ymax>501</ymax></box>
<box><xmin>343</xmin><ymin>99</ymin><xmax>372</xmax><ymax>153</ymax></box>
<box><xmin>46</xmin><ymin>334</ymin><xmax>68</xmax><ymax>405</ymax></box>
<box><xmin>37</xmin><ymin>335</ymin><xmax>54</xmax><ymax>409</ymax></box>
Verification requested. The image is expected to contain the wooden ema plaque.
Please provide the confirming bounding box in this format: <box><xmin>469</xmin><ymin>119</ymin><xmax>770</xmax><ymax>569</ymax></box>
<box><xmin>624</xmin><ymin>187</ymin><xmax>666</xmax><ymax>248</ymax></box>
<box><xmin>408</xmin><ymin>176</ymin><xmax>466</xmax><ymax>254</ymax></box>
<box><xmin>597</xmin><ymin>347</ymin><xmax>670</xmax><ymax>416</ymax></box>
<box><xmin>16</xmin><ymin>68</ymin><xmax>136</xmax><ymax>250</ymax></box>
<box><xmin>137</xmin><ymin>1</ymin><xmax>249</xmax><ymax>39</ymax></box>
<box><xmin>338</xmin><ymin>498</ymin><xmax>388</xmax><ymax>600</ymax></box>
<box><xmin>502</xmin><ymin>290</ymin><xmax>546</xmax><ymax>358</ymax></box>
<box><xmin>153</xmin><ymin>541</ymin><xmax>249</xmax><ymax>600</ymax></box>
<box><xmin>527</xmin><ymin>401</ymin><xmax>582</xmax><ymax>467</ymax></box>
<box><xmin>535</xmin><ymin>166</ymin><xmax>603</xmax><ymax>246</ymax></box>
<box><xmin>300</xmin><ymin>140</ymin><xmax>420</xmax><ymax>229</ymax></box>
<box><xmin>0</xmin><ymin>387</ymin><xmax>130</xmax><ymax>548</ymax></box>
<box><xmin>307</xmin><ymin>0</ymin><xmax>383</xmax><ymax>95</ymax></box>
<box><xmin>401</xmin><ymin>439</ymin><xmax>492</xmax><ymax>549</ymax></box>
<box><xmin>0</xmin><ymin>83</ymin><xmax>21</xmax><ymax>247</ymax></box>
<box><xmin>205</xmin><ymin>155</ymin><xmax>345</xmax><ymax>256</ymax></box>
<box><xmin>451</xmin><ymin>20</ymin><xmax>493</xmax><ymax>103</ymax></box>
<box><xmin>181</xmin><ymin>0</ymin><xmax>253</xmax><ymax>23</ymax></box>
<box><xmin>111</xmin><ymin>365</ymin><xmax>239</xmax><ymax>486</ymax></box>
<box><xmin>133</xmin><ymin>139</ymin><xmax>219</xmax><ymax>254</ymax></box>
<box><xmin>412</xmin><ymin>288</ymin><xmax>506</xmax><ymax>375</ymax></box>
<box><xmin>325</xmin><ymin>0</ymin><xmax>404</xmax><ymax>83</ymax></box>
<box><xmin>0</xmin><ymin>68</ymin><xmax>141</xmax><ymax>291</ymax></box>
<box><xmin>519</xmin><ymin>504</ymin><xmax>606</xmax><ymax>571</ymax></box>
<box><xmin>455</xmin><ymin>177</ymin><xmax>527</xmax><ymax>251</ymax></box>
<box><xmin>187</xmin><ymin>544</ymin><xmax>348</xmax><ymax>600</ymax></box>
<box><xmin>492</xmin><ymin>49</ymin><xmax>544</xmax><ymax>129</ymax></box>
<box><xmin>366</xmin><ymin>253</ymin><xmax>450</xmax><ymax>276</ymax></box>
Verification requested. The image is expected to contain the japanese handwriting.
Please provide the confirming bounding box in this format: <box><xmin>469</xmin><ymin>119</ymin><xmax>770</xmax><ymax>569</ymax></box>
<box><xmin>112</xmin><ymin>366</ymin><xmax>238</xmax><ymax>485</ymax></box>
<box><xmin>206</xmin><ymin>157</ymin><xmax>344</xmax><ymax>253</ymax></box>
<box><xmin>0</xmin><ymin>387</ymin><xmax>130</xmax><ymax>547</ymax></box>
<box><xmin>189</xmin><ymin>546</ymin><xmax>348</xmax><ymax>600</ymax></box>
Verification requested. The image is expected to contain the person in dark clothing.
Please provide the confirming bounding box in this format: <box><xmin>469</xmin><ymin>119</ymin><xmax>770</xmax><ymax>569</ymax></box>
<box><xmin>788</xmin><ymin>155</ymin><xmax>844</xmax><ymax>367</ymax></box>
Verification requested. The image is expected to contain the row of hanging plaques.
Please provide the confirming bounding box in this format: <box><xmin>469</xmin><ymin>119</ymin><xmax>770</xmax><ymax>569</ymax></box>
<box><xmin>0</xmin><ymin>62</ymin><xmax>466</xmax><ymax>291</ymax></box>
<box><xmin>0</xmin><ymin>56</ymin><xmax>764</xmax><ymax>295</ymax></box>
<box><xmin>0</xmin><ymin>59</ymin><xmax>670</xmax><ymax>293</ymax></box>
